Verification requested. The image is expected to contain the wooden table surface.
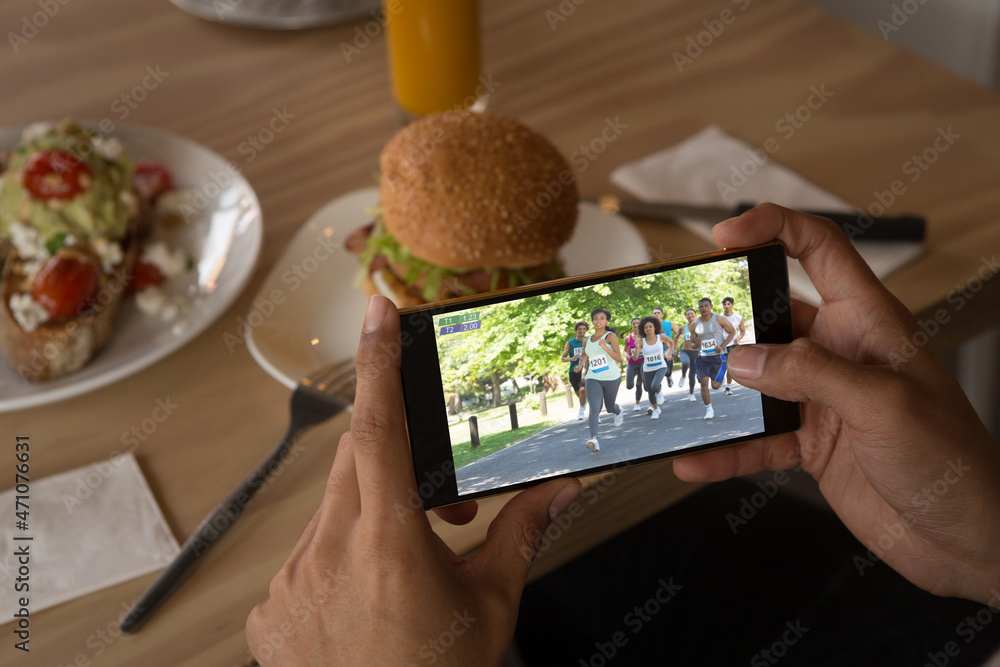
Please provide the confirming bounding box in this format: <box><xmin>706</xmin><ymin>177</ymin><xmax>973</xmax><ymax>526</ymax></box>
<box><xmin>2</xmin><ymin>0</ymin><xmax>1000</xmax><ymax>664</ymax></box>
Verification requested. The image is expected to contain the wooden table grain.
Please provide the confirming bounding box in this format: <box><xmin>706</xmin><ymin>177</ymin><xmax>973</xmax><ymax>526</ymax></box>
<box><xmin>2</xmin><ymin>0</ymin><xmax>1000</xmax><ymax>664</ymax></box>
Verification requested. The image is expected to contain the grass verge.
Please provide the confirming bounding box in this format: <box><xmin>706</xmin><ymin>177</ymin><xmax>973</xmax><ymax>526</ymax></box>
<box><xmin>451</xmin><ymin>419</ymin><xmax>559</xmax><ymax>469</ymax></box>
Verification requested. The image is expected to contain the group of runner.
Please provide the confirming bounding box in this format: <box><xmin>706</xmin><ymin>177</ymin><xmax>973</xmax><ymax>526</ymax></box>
<box><xmin>559</xmin><ymin>298</ymin><xmax>746</xmax><ymax>453</ymax></box>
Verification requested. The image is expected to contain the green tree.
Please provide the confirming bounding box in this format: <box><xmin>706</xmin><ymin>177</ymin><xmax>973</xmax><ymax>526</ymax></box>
<box><xmin>434</xmin><ymin>258</ymin><xmax>753</xmax><ymax>401</ymax></box>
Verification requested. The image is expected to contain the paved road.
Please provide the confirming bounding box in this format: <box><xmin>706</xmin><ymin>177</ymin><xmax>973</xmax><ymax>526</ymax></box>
<box><xmin>456</xmin><ymin>379</ymin><xmax>765</xmax><ymax>495</ymax></box>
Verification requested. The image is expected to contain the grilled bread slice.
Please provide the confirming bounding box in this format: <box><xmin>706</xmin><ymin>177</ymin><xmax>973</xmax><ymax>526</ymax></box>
<box><xmin>0</xmin><ymin>232</ymin><xmax>138</xmax><ymax>382</ymax></box>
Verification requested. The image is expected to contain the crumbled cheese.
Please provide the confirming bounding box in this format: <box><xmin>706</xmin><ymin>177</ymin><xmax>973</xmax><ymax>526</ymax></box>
<box><xmin>20</xmin><ymin>122</ymin><xmax>54</xmax><ymax>144</ymax></box>
<box><xmin>9</xmin><ymin>293</ymin><xmax>49</xmax><ymax>333</ymax></box>
<box><xmin>142</xmin><ymin>241</ymin><xmax>187</xmax><ymax>279</ymax></box>
<box><xmin>9</xmin><ymin>222</ymin><xmax>50</xmax><ymax>262</ymax></box>
<box><xmin>156</xmin><ymin>189</ymin><xmax>195</xmax><ymax>218</ymax></box>
<box><xmin>135</xmin><ymin>286</ymin><xmax>185</xmax><ymax>323</ymax></box>
<box><xmin>21</xmin><ymin>259</ymin><xmax>45</xmax><ymax>280</ymax></box>
<box><xmin>120</xmin><ymin>190</ymin><xmax>139</xmax><ymax>217</ymax></box>
<box><xmin>91</xmin><ymin>237</ymin><xmax>123</xmax><ymax>273</ymax></box>
<box><xmin>158</xmin><ymin>300</ymin><xmax>180</xmax><ymax>322</ymax></box>
<box><xmin>92</xmin><ymin>135</ymin><xmax>123</xmax><ymax>160</ymax></box>
<box><xmin>135</xmin><ymin>287</ymin><xmax>167</xmax><ymax>317</ymax></box>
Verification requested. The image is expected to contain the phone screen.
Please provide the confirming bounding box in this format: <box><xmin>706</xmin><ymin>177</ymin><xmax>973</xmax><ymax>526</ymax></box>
<box><xmin>399</xmin><ymin>243</ymin><xmax>799</xmax><ymax>508</ymax></box>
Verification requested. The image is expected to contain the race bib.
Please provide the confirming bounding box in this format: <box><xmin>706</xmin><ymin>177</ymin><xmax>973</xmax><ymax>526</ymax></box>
<box><xmin>589</xmin><ymin>355</ymin><xmax>610</xmax><ymax>373</ymax></box>
<box><xmin>573</xmin><ymin>348</ymin><xmax>582</xmax><ymax>359</ymax></box>
<box><xmin>644</xmin><ymin>350</ymin><xmax>663</xmax><ymax>367</ymax></box>
<box><xmin>700</xmin><ymin>338</ymin><xmax>717</xmax><ymax>355</ymax></box>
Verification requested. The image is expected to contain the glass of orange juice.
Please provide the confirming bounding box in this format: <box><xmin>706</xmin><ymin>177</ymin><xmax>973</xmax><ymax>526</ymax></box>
<box><xmin>383</xmin><ymin>0</ymin><xmax>482</xmax><ymax>120</ymax></box>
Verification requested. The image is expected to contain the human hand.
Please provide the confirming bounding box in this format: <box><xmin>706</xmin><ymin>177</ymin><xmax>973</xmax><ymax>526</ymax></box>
<box><xmin>246</xmin><ymin>295</ymin><xmax>581</xmax><ymax>665</ymax></box>
<box><xmin>673</xmin><ymin>204</ymin><xmax>1000</xmax><ymax>604</ymax></box>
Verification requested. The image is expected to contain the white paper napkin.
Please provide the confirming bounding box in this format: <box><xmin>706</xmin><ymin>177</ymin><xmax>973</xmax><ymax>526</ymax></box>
<box><xmin>610</xmin><ymin>125</ymin><xmax>923</xmax><ymax>306</ymax></box>
<box><xmin>0</xmin><ymin>452</ymin><xmax>179</xmax><ymax>620</ymax></box>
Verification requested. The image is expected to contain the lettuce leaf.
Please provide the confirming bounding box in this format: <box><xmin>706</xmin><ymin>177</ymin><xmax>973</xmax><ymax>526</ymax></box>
<box><xmin>355</xmin><ymin>212</ymin><xmax>563</xmax><ymax>302</ymax></box>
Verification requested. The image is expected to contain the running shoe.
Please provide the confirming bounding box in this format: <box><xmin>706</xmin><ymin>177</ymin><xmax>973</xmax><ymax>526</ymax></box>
<box><xmin>586</xmin><ymin>437</ymin><xmax>600</xmax><ymax>452</ymax></box>
<box><xmin>633</xmin><ymin>403</ymin><xmax>641</xmax><ymax>412</ymax></box>
<box><xmin>651</xmin><ymin>407</ymin><xmax>661</xmax><ymax>419</ymax></box>
<box><xmin>689</xmin><ymin>393</ymin><xmax>697</xmax><ymax>402</ymax></box>
<box><xmin>724</xmin><ymin>386</ymin><xmax>733</xmax><ymax>396</ymax></box>
<box><xmin>577</xmin><ymin>406</ymin><xmax>586</xmax><ymax>420</ymax></box>
<box><xmin>704</xmin><ymin>405</ymin><xmax>714</xmax><ymax>420</ymax></box>
<box><xmin>614</xmin><ymin>409</ymin><xmax>624</xmax><ymax>427</ymax></box>
<box><xmin>667</xmin><ymin>377</ymin><xmax>673</xmax><ymax>388</ymax></box>
<box><xmin>647</xmin><ymin>406</ymin><xmax>654</xmax><ymax>415</ymax></box>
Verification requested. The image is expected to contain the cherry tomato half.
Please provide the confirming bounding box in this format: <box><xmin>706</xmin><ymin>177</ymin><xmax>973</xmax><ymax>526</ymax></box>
<box><xmin>134</xmin><ymin>160</ymin><xmax>173</xmax><ymax>202</ymax></box>
<box><xmin>128</xmin><ymin>259</ymin><xmax>165</xmax><ymax>293</ymax></box>
<box><xmin>32</xmin><ymin>254</ymin><xmax>101</xmax><ymax>319</ymax></box>
<box><xmin>23</xmin><ymin>150</ymin><xmax>93</xmax><ymax>201</ymax></box>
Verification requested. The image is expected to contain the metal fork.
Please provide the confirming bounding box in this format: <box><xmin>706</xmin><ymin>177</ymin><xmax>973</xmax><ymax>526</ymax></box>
<box><xmin>120</xmin><ymin>360</ymin><xmax>357</xmax><ymax>633</ymax></box>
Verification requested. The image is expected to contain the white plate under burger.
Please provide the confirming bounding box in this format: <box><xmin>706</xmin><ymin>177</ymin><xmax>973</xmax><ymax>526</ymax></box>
<box><xmin>246</xmin><ymin>186</ymin><xmax>649</xmax><ymax>389</ymax></box>
<box><xmin>0</xmin><ymin>123</ymin><xmax>263</xmax><ymax>412</ymax></box>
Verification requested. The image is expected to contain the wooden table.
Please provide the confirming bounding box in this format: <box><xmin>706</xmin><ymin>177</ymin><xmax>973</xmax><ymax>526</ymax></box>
<box><xmin>2</xmin><ymin>0</ymin><xmax>1000</xmax><ymax>663</ymax></box>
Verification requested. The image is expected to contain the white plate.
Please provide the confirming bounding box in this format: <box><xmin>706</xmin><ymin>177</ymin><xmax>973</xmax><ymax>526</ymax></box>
<box><xmin>170</xmin><ymin>0</ymin><xmax>380</xmax><ymax>29</ymax></box>
<box><xmin>247</xmin><ymin>186</ymin><xmax>649</xmax><ymax>389</ymax></box>
<box><xmin>0</xmin><ymin>123</ymin><xmax>263</xmax><ymax>411</ymax></box>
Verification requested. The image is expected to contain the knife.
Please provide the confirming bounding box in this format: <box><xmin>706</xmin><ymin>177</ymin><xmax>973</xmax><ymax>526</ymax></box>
<box><xmin>588</xmin><ymin>196</ymin><xmax>926</xmax><ymax>242</ymax></box>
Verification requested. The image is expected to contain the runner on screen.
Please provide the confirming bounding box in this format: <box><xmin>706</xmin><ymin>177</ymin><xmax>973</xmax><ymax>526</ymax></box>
<box><xmin>576</xmin><ymin>308</ymin><xmax>624</xmax><ymax>453</ymax></box>
<box><xmin>560</xmin><ymin>321</ymin><xmax>589</xmax><ymax>420</ymax></box>
<box><xmin>690</xmin><ymin>298</ymin><xmax>736</xmax><ymax>420</ymax></box>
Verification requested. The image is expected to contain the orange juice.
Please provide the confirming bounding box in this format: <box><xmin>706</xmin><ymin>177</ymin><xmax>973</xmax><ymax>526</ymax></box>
<box><xmin>384</xmin><ymin>0</ymin><xmax>481</xmax><ymax>117</ymax></box>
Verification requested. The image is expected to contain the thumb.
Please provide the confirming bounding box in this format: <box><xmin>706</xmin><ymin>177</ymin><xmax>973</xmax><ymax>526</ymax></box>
<box><xmin>728</xmin><ymin>339</ymin><xmax>871</xmax><ymax>420</ymax></box>
<box><xmin>477</xmin><ymin>478</ymin><xmax>581</xmax><ymax>588</ymax></box>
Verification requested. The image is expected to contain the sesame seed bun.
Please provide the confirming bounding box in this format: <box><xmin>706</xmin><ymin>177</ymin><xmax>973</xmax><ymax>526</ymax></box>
<box><xmin>378</xmin><ymin>111</ymin><xmax>578</xmax><ymax>269</ymax></box>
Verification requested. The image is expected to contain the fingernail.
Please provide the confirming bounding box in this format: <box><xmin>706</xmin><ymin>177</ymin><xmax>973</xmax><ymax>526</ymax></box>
<box><xmin>548</xmin><ymin>482</ymin><xmax>581</xmax><ymax>520</ymax></box>
<box><xmin>728</xmin><ymin>345</ymin><xmax>767</xmax><ymax>379</ymax></box>
<box><xmin>363</xmin><ymin>295</ymin><xmax>388</xmax><ymax>333</ymax></box>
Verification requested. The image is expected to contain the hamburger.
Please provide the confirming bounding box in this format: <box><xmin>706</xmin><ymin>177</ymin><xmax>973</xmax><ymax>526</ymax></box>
<box><xmin>348</xmin><ymin>111</ymin><xmax>579</xmax><ymax>306</ymax></box>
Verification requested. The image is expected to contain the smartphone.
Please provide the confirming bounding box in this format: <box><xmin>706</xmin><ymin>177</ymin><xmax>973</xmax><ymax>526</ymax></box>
<box><xmin>399</xmin><ymin>243</ymin><xmax>799</xmax><ymax>509</ymax></box>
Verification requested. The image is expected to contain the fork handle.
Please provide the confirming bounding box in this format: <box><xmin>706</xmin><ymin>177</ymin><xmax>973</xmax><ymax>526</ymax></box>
<box><xmin>119</xmin><ymin>428</ymin><xmax>298</xmax><ymax>634</ymax></box>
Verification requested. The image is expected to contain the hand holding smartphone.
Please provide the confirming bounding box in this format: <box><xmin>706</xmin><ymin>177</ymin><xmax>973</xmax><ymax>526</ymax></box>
<box><xmin>399</xmin><ymin>243</ymin><xmax>799</xmax><ymax>509</ymax></box>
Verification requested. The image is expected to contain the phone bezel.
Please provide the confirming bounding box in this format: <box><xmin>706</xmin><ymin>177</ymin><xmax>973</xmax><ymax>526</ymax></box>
<box><xmin>399</xmin><ymin>242</ymin><xmax>799</xmax><ymax>509</ymax></box>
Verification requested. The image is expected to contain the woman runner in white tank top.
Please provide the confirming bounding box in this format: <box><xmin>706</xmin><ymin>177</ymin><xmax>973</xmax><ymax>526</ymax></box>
<box><xmin>577</xmin><ymin>308</ymin><xmax>624</xmax><ymax>453</ymax></box>
<box><xmin>638</xmin><ymin>316</ymin><xmax>668</xmax><ymax>419</ymax></box>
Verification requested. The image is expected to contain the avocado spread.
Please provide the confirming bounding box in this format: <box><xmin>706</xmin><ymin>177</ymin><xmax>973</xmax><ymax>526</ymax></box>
<box><xmin>0</xmin><ymin>118</ymin><xmax>134</xmax><ymax>245</ymax></box>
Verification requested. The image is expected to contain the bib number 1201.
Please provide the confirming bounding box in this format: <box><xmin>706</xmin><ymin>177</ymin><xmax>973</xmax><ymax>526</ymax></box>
<box><xmin>589</xmin><ymin>356</ymin><xmax>609</xmax><ymax>373</ymax></box>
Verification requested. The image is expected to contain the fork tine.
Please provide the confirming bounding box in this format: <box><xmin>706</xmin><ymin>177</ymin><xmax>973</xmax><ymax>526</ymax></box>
<box><xmin>301</xmin><ymin>358</ymin><xmax>353</xmax><ymax>389</ymax></box>
<box><xmin>299</xmin><ymin>360</ymin><xmax>357</xmax><ymax>406</ymax></box>
<box><xmin>322</xmin><ymin>368</ymin><xmax>357</xmax><ymax>401</ymax></box>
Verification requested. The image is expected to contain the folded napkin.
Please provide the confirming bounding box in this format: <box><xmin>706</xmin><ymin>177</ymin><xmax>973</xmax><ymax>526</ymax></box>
<box><xmin>0</xmin><ymin>452</ymin><xmax>179</xmax><ymax>620</ymax></box>
<box><xmin>611</xmin><ymin>125</ymin><xmax>923</xmax><ymax>306</ymax></box>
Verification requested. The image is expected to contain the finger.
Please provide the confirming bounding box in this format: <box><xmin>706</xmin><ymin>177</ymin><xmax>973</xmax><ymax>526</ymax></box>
<box><xmin>245</xmin><ymin>602</ymin><xmax>270</xmax><ymax>662</ymax></box>
<box><xmin>347</xmin><ymin>295</ymin><xmax>418</xmax><ymax>520</ymax></box>
<box><xmin>434</xmin><ymin>500</ymin><xmax>479</xmax><ymax>526</ymax></box>
<box><xmin>673</xmin><ymin>431</ymin><xmax>802</xmax><ymax>481</ymax></box>
<box><xmin>284</xmin><ymin>434</ymin><xmax>359</xmax><ymax>563</ymax></box>
<box><xmin>283</xmin><ymin>433</ymin><xmax>357</xmax><ymax>562</ymax></box>
<box><xmin>727</xmin><ymin>338</ymin><xmax>871</xmax><ymax>423</ymax></box>
<box><xmin>712</xmin><ymin>204</ymin><xmax>888</xmax><ymax>305</ymax></box>
<box><xmin>791</xmin><ymin>297</ymin><xmax>817</xmax><ymax>337</ymax></box>
<box><xmin>477</xmin><ymin>478</ymin><xmax>581</xmax><ymax>596</ymax></box>
<box><xmin>326</xmin><ymin>431</ymin><xmax>360</xmax><ymax>505</ymax></box>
